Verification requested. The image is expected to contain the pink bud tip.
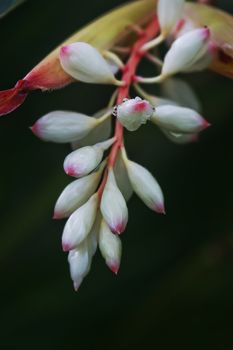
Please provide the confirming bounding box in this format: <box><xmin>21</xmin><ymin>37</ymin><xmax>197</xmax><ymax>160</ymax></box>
<box><xmin>108</xmin><ymin>262</ymin><xmax>120</xmax><ymax>275</ymax></box>
<box><xmin>30</xmin><ymin>122</ymin><xmax>40</xmax><ymax>136</ymax></box>
<box><xmin>154</xmin><ymin>203</ymin><xmax>166</xmax><ymax>215</ymax></box>
<box><xmin>64</xmin><ymin>166</ymin><xmax>78</xmax><ymax>177</ymax></box>
<box><xmin>133</xmin><ymin>101</ymin><xmax>148</xmax><ymax>112</ymax></box>
<box><xmin>53</xmin><ymin>211</ymin><xmax>63</xmax><ymax>220</ymax></box>
<box><xmin>111</xmin><ymin>221</ymin><xmax>126</xmax><ymax>235</ymax></box>
<box><xmin>202</xmin><ymin>120</ymin><xmax>211</xmax><ymax>130</ymax></box>
<box><xmin>60</xmin><ymin>45</ymin><xmax>70</xmax><ymax>56</ymax></box>
<box><xmin>62</xmin><ymin>242</ymin><xmax>72</xmax><ymax>252</ymax></box>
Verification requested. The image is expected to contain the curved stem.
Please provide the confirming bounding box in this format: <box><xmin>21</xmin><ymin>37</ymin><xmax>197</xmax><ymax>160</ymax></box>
<box><xmin>97</xmin><ymin>16</ymin><xmax>160</xmax><ymax>199</ymax></box>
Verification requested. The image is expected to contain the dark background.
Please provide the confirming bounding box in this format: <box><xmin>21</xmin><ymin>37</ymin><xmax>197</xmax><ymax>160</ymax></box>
<box><xmin>0</xmin><ymin>1</ymin><xmax>233</xmax><ymax>349</ymax></box>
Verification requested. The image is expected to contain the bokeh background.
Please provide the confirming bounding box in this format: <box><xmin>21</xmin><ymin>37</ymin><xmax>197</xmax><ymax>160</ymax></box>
<box><xmin>0</xmin><ymin>0</ymin><xmax>233</xmax><ymax>349</ymax></box>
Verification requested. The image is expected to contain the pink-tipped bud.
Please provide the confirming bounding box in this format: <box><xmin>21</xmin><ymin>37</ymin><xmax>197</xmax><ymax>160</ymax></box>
<box><xmin>124</xmin><ymin>160</ymin><xmax>165</xmax><ymax>213</ymax></box>
<box><xmin>62</xmin><ymin>193</ymin><xmax>98</xmax><ymax>250</ymax></box>
<box><xmin>99</xmin><ymin>219</ymin><xmax>122</xmax><ymax>274</ymax></box>
<box><xmin>151</xmin><ymin>105</ymin><xmax>210</xmax><ymax>134</ymax></box>
<box><xmin>157</xmin><ymin>0</ymin><xmax>185</xmax><ymax>37</ymax></box>
<box><xmin>59</xmin><ymin>42</ymin><xmax>119</xmax><ymax>85</ymax></box>
<box><xmin>100</xmin><ymin>169</ymin><xmax>128</xmax><ymax>234</ymax></box>
<box><xmin>117</xmin><ymin>97</ymin><xmax>154</xmax><ymax>131</ymax></box>
<box><xmin>64</xmin><ymin>138</ymin><xmax>114</xmax><ymax>178</ymax></box>
<box><xmin>162</xmin><ymin>27</ymin><xmax>211</xmax><ymax>77</ymax></box>
<box><xmin>54</xmin><ymin>161</ymin><xmax>106</xmax><ymax>219</ymax></box>
<box><xmin>31</xmin><ymin>111</ymin><xmax>98</xmax><ymax>143</ymax></box>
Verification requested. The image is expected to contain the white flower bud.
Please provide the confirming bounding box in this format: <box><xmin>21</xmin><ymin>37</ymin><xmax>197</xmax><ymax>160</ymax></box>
<box><xmin>117</xmin><ymin>97</ymin><xmax>154</xmax><ymax>131</ymax></box>
<box><xmin>100</xmin><ymin>169</ymin><xmax>128</xmax><ymax>234</ymax></box>
<box><xmin>64</xmin><ymin>138</ymin><xmax>114</xmax><ymax>177</ymax></box>
<box><xmin>54</xmin><ymin>161</ymin><xmax>106</xmax><ymax>219</ymax></box>
<box><xmin>71</xmin><ymin>108</ymin><xmax>112</xmax><ymax>149</ymax></box>
<box><xmin>99</xmin><ymin>219</ymin><xmax>122</xmax><ymax>274</ymax></box>
<box><xmin>151</xmin><ymin>105</ymin><xmax>210</xmax><ymax>134</ymax></box>
<box><xmin>162</xmin><ymin>28</ymin><xmax>210</xmax><ymax>77</ymax></box>
<box><xmin>157</xmin><ymin>0</ymin><xmax>185</xmax><ymax>37</ymax></box>
<box><xmin>161</xmin><ymin>78</ymin><xmax>202</xmax><ymax>112</ymax></box>
<box><xmin>124</xmin><ymin>160</ymin><xmax>165</xmax><ymax>213</ymax></box>
<box><xmin>62</xmin><ymin>193</ymin><xmax>98</xmax><ymax>251</ymax></box>
<box><xmin>68</xmin><ymin>241</ymin><xmax>90</xmax><ymax>291</ymax></box>
<box><xmin>59</xmin><ymin>42</ymin><xmax>121</xmax><ymax>85</ymax></box>
<box><xmin>31</xmin><ymin>111</ymin><xmax>98</xmax><ymax>143</ymax></box>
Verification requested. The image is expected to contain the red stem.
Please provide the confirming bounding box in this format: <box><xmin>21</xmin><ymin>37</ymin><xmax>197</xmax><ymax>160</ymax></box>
<box><xmin>98</xmin><ymin>16</ymin><xmax>159</xmax><ymax>198</ymax></box>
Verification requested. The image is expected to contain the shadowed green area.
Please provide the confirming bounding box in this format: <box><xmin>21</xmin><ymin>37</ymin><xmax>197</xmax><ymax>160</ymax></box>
<box><xmin>0</xmin><ymin>1</ymin><xmax>233</xmax><ymax>349</ymax></box>
<box><xmin>0</xmin><ymin>0</ymin><xmax>26</xmax><ymax>18</ymax></box>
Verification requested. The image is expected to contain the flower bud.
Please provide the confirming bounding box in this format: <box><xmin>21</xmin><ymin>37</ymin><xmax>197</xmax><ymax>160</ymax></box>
<box><xmin>64</xmin><ymin>138</ymin><xmax>114</xmax><ymax>177</ymax></box>
<box><xmin>162</xmin><ymin>28</ymin><xmax>210</xmax><ymax>77</ymax></box>
<box><xmin>124</xmin><ymin>160</ymin><xmax>165</xmax><ymax>213</ymax></box>
<box><xmin>100</xmin><ymin>169</ymin><xmax>128</xmax><ymax>234</ymax></box>
<box><xmin>54</xmin><ymin>161</ymin><xmax>106</xmax><ymax>219</ymax></box>
<box><xmin>59</xmin><ymin>42</ymin><xmax>121</xmax><ymax>85</ymax></box>
<box><xmin>117</xmin><ymin>97</ymin><xmax>154</xmax><ymax>131</ymax></box>
<box><xmin>68</xmin><ymin>241</ymin><xmax>90</xmax><ymax>291</ymax></box>
<box><xmin>31</xmin><ymin>111</ymin><xmax>98</xmax><ymax>143</ymax></box>
<box><xmin>151</xmin><ymin>105</ymin><xmax>210</xmax><ymax>133</ymax></box>
<box><xmin>157</xmin><ymin>0</ymin><xmax>185</xmax><ymax>37</ymax></box>
<box><xmin>62</xmin><ymin>193</ymin><xmax>98</xmax><ymax>251</ymax></box>
<box><xmin>99</xmin><ymin>219</ymin><xmax>122</xmax><ymax>274</ymax></box>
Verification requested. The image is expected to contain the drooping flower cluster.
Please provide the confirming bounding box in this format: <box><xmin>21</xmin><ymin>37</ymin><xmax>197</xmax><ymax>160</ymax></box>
<box><xmin>28</xmin><ymin>0</ymin><xmax>214</xmax><ymax>290</ymax></box>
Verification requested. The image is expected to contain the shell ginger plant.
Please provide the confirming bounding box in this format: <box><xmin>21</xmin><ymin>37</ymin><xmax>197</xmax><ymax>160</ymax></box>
<box><xmin>1</xmin><ymin>0</ymin><xmax>233</xmax><ymax>291</ymax></box>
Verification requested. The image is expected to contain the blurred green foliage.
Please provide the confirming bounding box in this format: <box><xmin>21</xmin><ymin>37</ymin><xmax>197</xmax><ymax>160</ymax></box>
<box><xmin>0</xmin><ymin>1</ymin><xmax>233</xmax><ymax>349</ymax></box>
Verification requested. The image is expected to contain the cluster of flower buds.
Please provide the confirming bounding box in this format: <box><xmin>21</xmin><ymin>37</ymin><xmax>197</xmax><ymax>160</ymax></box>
<box><xmin>30</xmin><ymin>0</ymin><xmax>213</xmax><ymax>290</ymax></box>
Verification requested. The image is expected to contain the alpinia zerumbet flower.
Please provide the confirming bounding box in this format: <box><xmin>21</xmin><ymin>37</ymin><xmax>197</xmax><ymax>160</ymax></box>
<box><xmin>116</xmin><ymin>96</ymin><xmax>154</xmax><ymax>131</ymax></box>
<box><xmin>31</xmin><ymin>110</ymin><xmax>111</xmax><ymax>143</ymax></box>
<box><xmin>68</xmin><ymin>241</ymin><xmax>90</xmax><ymax>291</ymax></box>
<box><xmin>63</xmin><ymin>138</ymin><xmax>115</xmax><ymax>177</ymax></box>
<box><xmin>62</xmin><ymin>193</ymin><xmax>98</xmax><ymax>251</ymax></box>
<box><xmin>157</xmin><ymin>0</ymin><xmax>185</xmax><ymax>37</ymax></box>
<box><xmin>99</xmin><ymin>219</ymin><xmax>122</xmax><ymax>274</ymax></box>
<box><xmin>54</xmin><ymin>160</ymin><xmax>106</xmax><ymax>219</ymax></box>
<box><xmin>162</xmin><ymin>27</ymin><xmax>211</xmax><ymax>76</ymax></box>
<box><xmin>100</xmin><ymin>169</ymin><xmax>128</xmax><ymax>235</ymax></box>
<box><xmin>122</xmin><ymin>150</ymin><xmax>165</xmax><ymax>214</ymax></box>
<box><xmin>3</xmin><ymin>0</ymin><xmax>230</xmax><ymax>290</ymax></box>
<box><xmin>59</xmin><ymin>42</ymin><xmax>124</xmax><ymax>86</ymax></box>
<box><xmin>151</xmin><ymin>105</ymin><xmax>210</xmax><ymax>134</ymax></box>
